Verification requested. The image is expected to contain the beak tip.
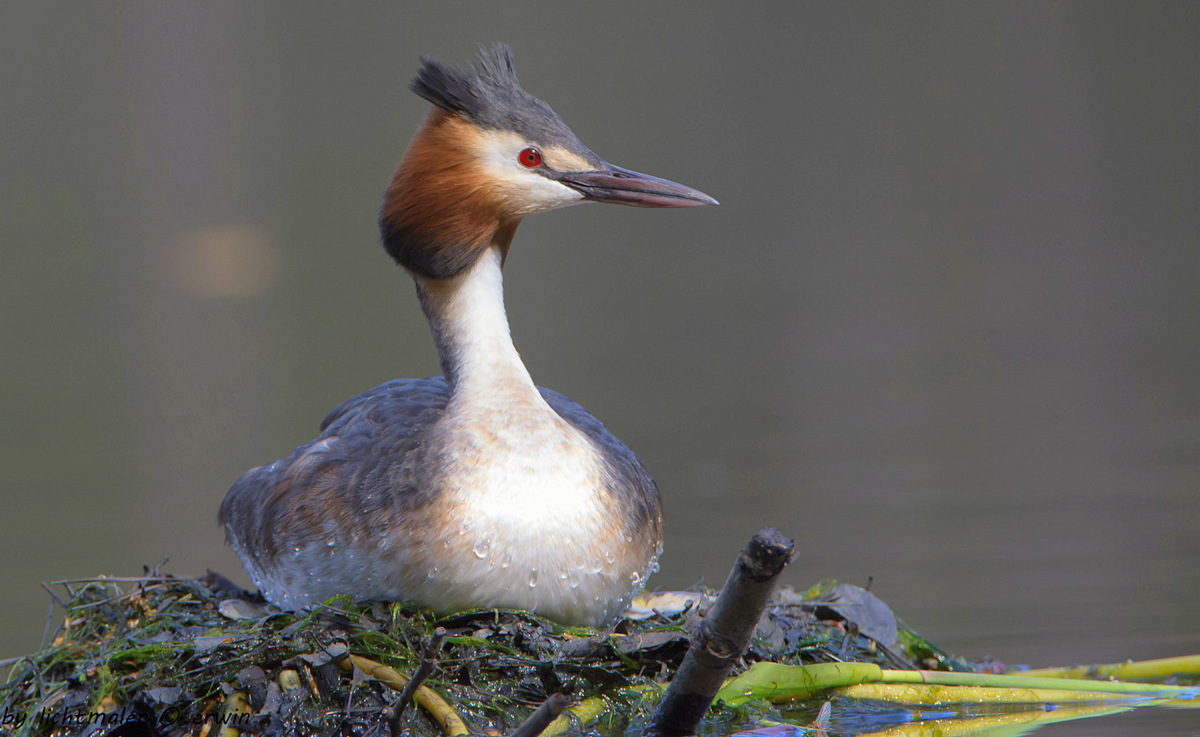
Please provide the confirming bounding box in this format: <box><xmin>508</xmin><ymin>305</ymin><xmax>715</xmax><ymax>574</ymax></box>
<box><xmin>682</xmin><ymin>191</ymin><xmax>719</xmax><ymax>208</ymax></box>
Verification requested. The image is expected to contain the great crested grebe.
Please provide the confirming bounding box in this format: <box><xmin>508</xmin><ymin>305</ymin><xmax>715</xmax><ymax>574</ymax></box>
<box><xmin>218</xmin><ymin>44</ymin><xmax>716</xmax><ymax>627</ymax></box>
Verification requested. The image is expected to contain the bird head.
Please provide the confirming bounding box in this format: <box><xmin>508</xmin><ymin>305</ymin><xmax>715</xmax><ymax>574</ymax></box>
<box><xmin>381</xmin><ymin>44</ymin><xmax>717</xmax><ymax>279</ymax></box>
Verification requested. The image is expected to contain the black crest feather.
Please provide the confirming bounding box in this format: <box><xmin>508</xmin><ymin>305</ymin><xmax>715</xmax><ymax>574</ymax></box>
<box><xmin>411</xmin><ymin>43</ymin><xmax>520</xmax><ymax>118</ymax></box>
<box><xmin>409</xmin><ymin>43</ymin><xmax>600</xmax><ymax>159</ymax></box>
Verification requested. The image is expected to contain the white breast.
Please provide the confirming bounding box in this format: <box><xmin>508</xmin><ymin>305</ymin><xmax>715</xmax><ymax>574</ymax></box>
<box><xmin>399</xmin><ymin>394</ymin><xmax>640</xmax><ymax>626</ymax></box>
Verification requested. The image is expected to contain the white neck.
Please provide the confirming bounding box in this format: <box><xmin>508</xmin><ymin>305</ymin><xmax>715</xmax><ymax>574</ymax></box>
<box><xmin>415</xmin><ymin>246</ymin><xmax>540</xmax><ymax>401</ymax></box>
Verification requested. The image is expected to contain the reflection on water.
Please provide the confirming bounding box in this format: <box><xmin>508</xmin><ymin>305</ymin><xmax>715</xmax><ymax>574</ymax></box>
<box><xmin>777</xmin><ymin>698</ymin><xmax>1187</xmax><ymax>737</ymax></box>
<box><xmin>2</xmin><ymin>9</ymin><xmax>1196</xmax><ymax>734</ymax></box>
<box><xmin>168</xmin><ymin>227</ymin><xmax>278</xmax><ymax>299</ymax></box>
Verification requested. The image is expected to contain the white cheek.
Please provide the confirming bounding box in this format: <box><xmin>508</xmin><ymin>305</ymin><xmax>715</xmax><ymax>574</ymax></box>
<box><xmin>480</xmin><ymin>148</ymin><xmax>584</xmax><ymax>215</ymax></box>
<box><xmin>511</xmin><ymin>174</ymin><xmax>585</xmax><ymax>215</ymax></box>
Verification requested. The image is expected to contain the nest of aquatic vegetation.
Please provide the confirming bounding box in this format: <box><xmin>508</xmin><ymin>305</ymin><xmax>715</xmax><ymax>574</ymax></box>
<box><xmin>1</xmin><ymin>569</ymin><xmax>973</xmax><ymax>737</ymax></box>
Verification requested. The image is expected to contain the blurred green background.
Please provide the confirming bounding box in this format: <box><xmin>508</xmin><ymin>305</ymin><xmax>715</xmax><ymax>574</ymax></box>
<box><xmin>2</xmin><ymin>2</ymin><xmax>1196</xmax><ymax>712</ymax></box>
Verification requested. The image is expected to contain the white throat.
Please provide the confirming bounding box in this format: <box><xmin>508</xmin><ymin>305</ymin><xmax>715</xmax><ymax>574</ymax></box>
<box><xmin>416</xmin><ymin>246</ymin><xmax>541</xmax><ymax>403</ymax></box>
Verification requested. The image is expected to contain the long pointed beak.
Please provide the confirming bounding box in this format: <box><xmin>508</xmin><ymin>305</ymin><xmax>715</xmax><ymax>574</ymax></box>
<box><xmin>555</xmin><ymin>163</ymin><xmax>718</xmax><ymax>208</ymax></box>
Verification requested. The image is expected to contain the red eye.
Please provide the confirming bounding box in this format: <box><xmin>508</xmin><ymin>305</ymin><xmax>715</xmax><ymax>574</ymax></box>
<box><xmin>518</xmin><ymin>147</ymin><xmax>542</xmax><ymax>168</ymax></box>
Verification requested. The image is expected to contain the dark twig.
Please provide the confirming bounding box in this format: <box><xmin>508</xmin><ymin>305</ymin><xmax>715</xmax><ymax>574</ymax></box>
<box><xmin>39</xmin><ymin>582</ymin><xmax>68</xmax><ymax>650</ymax></box>
<box><xmin>645</xmin><ymin>527</ymin><xmax>795</xmax><ymax>737</ymax></box>
<box><xmin>508</xmin><ymin>693</ymin><xmax>570</xmax><ymax>737</ymax></box>
<box><xmin>146</xmin><ymin>557</ymin><xmax>171</xmax><ymax>577</ymax></box>
<box><xmin>383</xmin><ymin>627</ymin><xmax>446</xmax><ymax>736</ymax></box>
<box><xmin>39</xmin><ymin>582</ymin><xmax>68</xmax><ymax>610</ymax></box>
<box><xmin>48</xmin><ymin>576</ymin><xmax>178</xmax><ymax>585</ymax></box>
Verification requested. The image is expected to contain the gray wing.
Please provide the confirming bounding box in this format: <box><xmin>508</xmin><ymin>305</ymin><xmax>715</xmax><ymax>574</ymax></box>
<box><xmin>218</xmin><ymin>377</ymin><xmax>451</xmax><ymax>569</ymax></box>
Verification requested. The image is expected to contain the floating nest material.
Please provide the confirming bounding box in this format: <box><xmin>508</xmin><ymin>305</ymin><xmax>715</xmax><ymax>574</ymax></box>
<box><xmin>0</xmin><ymin>565</ymin><xmax>963</xmax><ymax>737</ymax></box>
<box><xmin>3</xmin><ymin>567</ymin><xmax>1195</xmax><ymax>737</ymax></box>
